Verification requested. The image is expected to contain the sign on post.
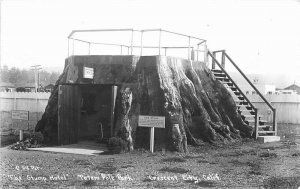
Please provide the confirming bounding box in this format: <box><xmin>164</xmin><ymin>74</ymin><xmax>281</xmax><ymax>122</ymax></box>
<box><xmin>12</xmin><ymin>110</ymin><xmax>29</xmax><ymax>139</ymax></box>
<box><xmin>12</xmin><ymin>110</ymin><xmax>29</xmax><ymax>121</ymax></box>
<box><xmin>138</xmin><ymin>115</ymin><xmax>165</xmax><ymax>153</ymax></box>
<box><xmin>138</xmin><ymin>115</ymin><xmax>165</xmax><ymax>128</ymax></box>
<box><xmin>83</xmin><ymin>67</ymin><xmax>94</xmax><ymax>79</ymax></box>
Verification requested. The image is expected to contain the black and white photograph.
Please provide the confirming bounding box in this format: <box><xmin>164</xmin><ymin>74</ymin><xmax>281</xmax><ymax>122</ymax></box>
<box><xmin>0</xmin><ymin>0</ymin><xmax>299</xmax><ymax>188</ymax></box>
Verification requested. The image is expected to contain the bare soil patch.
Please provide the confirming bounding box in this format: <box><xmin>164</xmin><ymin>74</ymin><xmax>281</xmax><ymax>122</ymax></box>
<box><xmin>0</xmin><ymin>123</ymin><xmax>299</xmax><ymax>188</ymax></box>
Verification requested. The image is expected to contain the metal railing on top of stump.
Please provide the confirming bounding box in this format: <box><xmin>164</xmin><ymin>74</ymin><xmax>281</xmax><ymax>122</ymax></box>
<box><xmin>67</xmin><ymin>29</ymin><xmax>208</xmax><ymax>61</ymax></box>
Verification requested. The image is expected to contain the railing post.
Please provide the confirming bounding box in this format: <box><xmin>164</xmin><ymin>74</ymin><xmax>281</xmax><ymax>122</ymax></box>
<box><xmin>191</xmin><ymin>48</ymin><xmax>195</xmax><ymax>61</ymax></box>
<box><xmin>131</xmin><ymin>29</ymin><xmax>134</xmax><ymax>55</ymax></box>
<box><xmin>212</xmin><ymin>51</ymin><xmax>216</xmax><ymax>69</ymax></box>
<box><xmin>140</xmin><ymin>31</ymin><xmax>143</xmax><ymax>56</ymax></box>
<box><xmin>196</xmin><ymin>44</ymin><xmax>199</xmax><ymax>61</ymax></box>
<box><xmin>88</xmin><ymin>43</ymin><xmax>91</xmax><ymax>55</ymax></box>
<box><xmin>120</xmin><ymin>45</ymin><xmax>123</xmax><ymax>55</ymax></box>
<box><xmin>221</xmin><ymin>50</ymin><xmax>226</xmax><ymax>69</ymax></box>
<box><xmin>273</xmin><ymin>108</ymin><xmax>277</xmax><ymax>135</ymax></box>
<box><xmin>204</xmin><ymin>42</ymin><xmax>208</xmax><ymax>65</ymax></box>
<box><xmin>255</xmin><ymin>108</ymin><xmax>259</xmax><ymax>139</ymax></box>
<box><xmin>72</xmin><ymin>39</ymin><xmax>75</xmax><ymax>56</ymax></box>
<box><xmin>67</xmin><ymin>38</ymin><xmax>70</xmax><ymax>57</ymax></box>
<box><xmin>158</xmin><ymin>29</ymin><xmax>162</xmax><ymax>56</ymax></box>
<box><xmin>188</xmin><ymin>36</ymin><xmax>191</xmax><ymax>60</ymax></box>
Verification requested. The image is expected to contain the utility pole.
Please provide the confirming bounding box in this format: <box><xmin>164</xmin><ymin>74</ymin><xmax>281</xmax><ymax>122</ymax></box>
<box><xmin>0</xmin><ymin>0</ymin><xmax>2</xmax><ymax>69</ymax></box>
<box><xmin>31</xmin><ymin>65</ymin><xmax>42</xmax><ymax>92</ymax></box>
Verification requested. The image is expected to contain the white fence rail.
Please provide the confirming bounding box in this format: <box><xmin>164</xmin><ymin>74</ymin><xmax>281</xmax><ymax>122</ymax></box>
<box><xmin>0</xmin><ymin>92</ymin><xmax>50</xmax><ymax>134</ymax></box>
<box><xmin>246</xmin><ymin>94</ymin><xmax>300</xmax><ymax>124</ymax></box>
<box><xmin>1</xmin><ymin>92</ymin><xmax>299</xmax><ymax>135</ymax></box>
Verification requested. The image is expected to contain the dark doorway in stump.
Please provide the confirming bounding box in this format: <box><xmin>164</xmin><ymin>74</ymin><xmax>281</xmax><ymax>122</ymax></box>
<box><xmin>57</xmin><ymin>84</ymin><xmax>117</xmax><ymax>145</ymax></box>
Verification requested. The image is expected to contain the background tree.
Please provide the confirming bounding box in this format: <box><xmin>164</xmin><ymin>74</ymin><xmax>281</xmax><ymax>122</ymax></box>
<box><xmin>0</xmin><ymin>65</ymin><xmax>60</xmax><ymax>86</ymax></box>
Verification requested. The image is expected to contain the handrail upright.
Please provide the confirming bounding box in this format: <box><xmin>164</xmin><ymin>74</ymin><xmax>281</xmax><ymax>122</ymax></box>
<box><xmin>207</xmin><ymin>51</ymin><xmax>256</xmax><ymax>111</ymax></box>
<box><xmin>223</xmin><ymin>52</ymin><xmax>276</xmax><ymax>129</ymax></box>
<box><xmin>211</xmin><ymin>50</ymin><xmax>277</xmax><ymax>131</ymax></box>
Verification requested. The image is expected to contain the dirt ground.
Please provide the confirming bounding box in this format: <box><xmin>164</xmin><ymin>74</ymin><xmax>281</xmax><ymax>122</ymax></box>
<box><xmin>0</xmin><ymin>124</ymin><xmax>299</xmax><ymax>189</ymax></box>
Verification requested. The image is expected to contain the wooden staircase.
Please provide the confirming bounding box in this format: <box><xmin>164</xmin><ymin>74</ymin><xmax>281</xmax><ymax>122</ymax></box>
<box><xmin>207</xmin><ymin>50</ymin><xmax>277</xmax><ymax>138</ymax></box>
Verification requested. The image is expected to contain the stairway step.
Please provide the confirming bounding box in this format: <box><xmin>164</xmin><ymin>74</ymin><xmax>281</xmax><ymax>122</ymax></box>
<box><xmin>258</xmin><ymin>125</ymin><xmax>272</xmax><ymax>128</ymax></box>
<box><xmin>224</xmin><ymin>82</ymin><xmax>234</xmax><ymax>86</ymax></box>
<box><xmin>242</xmin><ymin>114</ymin><xmax>255</xmax><ymax>117</ymax></box>
<box><xmin>245</xmin><ymin>119</ymin><xmax>268</xmax><ymax>125</ymax></box>
<box><xmin>211</xmin><ymin>69</ymin><xmax>223</xmax><ymax>73</ymax></box>
<box><xmin>236</xmin><ymin>104</ymin><xmax>254</xmax><ymax>110</ymax></box>
<box><xmin>245</xmin><ymin>120</ymin><xmax>255</xmax><ymax>125</ymax></box>
<box><xmin>238</xmin><ymin>109</ymin><xmax>255</xmax><ymax>115</ymax></box>
<box><xmin>258</xmin><ymin>125</ymin><xmax>273</xmax><ymax>131</ymax></box>
<box><xmin>258</xmin><ymin>131</ymin><xmax>276</xmax><ymax>134</ymax></box>
<box><xmin>242</xmin><ymin>114</ymin><xmax>263</xmax><ymax>119</ymax></box>
<box><xmin>259</xmin><ymin>120</ymin><xmax>267</xmax><ymax>124</ymax></box>
<box><xmin>257</xmin><ymin>136</ymin><xmax>280</xmax><ymax>143</ymax></box>
<box><xmin>236</xmin><ymin>101</ymin><xmax>249</xmax><ymax>105</ymax></box>
<box><xmin>213</xmin><ymin>72</ymin><xmax>226</xmax><ymax>77</ymax></box>
<box><xmin>215</xmin><ymin>76</ymin><xmax>226</xmax><ymax>79</ymax></box>
<box><xmin>230</xmin><ymin>87</ymin><xmax>238</xmax><ymax>91</ymax></box>
<box><xmin>216</xmin><ymin>77</ymin><xmax>230</xmax><ymax>82</ymax></box>
<box><xmin>242</xmin><ymin>116</ymin><xmax>258</xmax><ymax>121</ymax></box>
<box><xmin>238</xmin><ymin>96</ymin><xmax>245</xmax><ymax>100</ymax></box>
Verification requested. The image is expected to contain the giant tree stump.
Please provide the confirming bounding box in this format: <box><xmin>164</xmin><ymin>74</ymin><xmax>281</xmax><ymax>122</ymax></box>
<box><xmin>35</xmin><ymin>55</ymin><xmax>253</xmax><ymax>151</ymax></box>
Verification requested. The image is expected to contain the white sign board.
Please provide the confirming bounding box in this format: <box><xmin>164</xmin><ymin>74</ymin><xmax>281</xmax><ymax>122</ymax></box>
<box><xmin>138</xmin><ymin>115</ymin><xmax>165</xmax><ymax>153</ymax></box>
<box><xmin>12</xmin><ymin>110</ymin><xmax>29</xmax><ymax>120</ymax></box>
<box><xmin>138</xmin><ymin>115</ymin><xmax>165</xmax><ymax>128</ymax></box>
<box><xmin>83</xmin><ymin>67</ymin><xmax>94</xmax><ymax>79</ymax></box>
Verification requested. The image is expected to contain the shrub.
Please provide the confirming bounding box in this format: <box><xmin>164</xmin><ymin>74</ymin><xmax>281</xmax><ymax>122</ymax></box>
<box><xmin>107</xmin><ymin>137</ymin><xmax>128</xmax><ymax>154</ymax></box>
<box><xmin>30</xmin><ymin>132</ymin><xmax>44</xmax><ymax>145</ymax></box>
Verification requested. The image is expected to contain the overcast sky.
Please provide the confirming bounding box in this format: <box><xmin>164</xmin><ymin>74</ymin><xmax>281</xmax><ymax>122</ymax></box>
<box><xmin>1</xmin><ymin>0</ymin><xmax>300</xmax><ymax>80</ymax></box>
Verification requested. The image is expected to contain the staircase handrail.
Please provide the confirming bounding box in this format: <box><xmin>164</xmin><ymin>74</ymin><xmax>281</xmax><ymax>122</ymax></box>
<box><xmin>223</xmin><ymin>52</ymin><xmax>275</xmax><ymax>112</ymax></box>
<box><xmin>207</xmin><ymin>51</ymin><xmax>257</xmax><ymax>111</ymax></box>
<box><xmin>221</xmin><ymin>51</ymin><xmax>276</xmax><ymax>132</ymax></box>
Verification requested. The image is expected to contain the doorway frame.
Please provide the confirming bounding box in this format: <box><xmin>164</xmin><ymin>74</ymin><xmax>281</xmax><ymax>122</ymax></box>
<box><xmin>57</xmin><ymin>84</ymin><xmax>118</xmax><ymax>145</ymax></box>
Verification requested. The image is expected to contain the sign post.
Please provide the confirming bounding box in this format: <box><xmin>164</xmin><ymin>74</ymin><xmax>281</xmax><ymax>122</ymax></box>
<box><xmin>150</xmin><ymin>127</ymin><xmax>155</xmax><ymax>152</ymax></box>
<box><xmin>138</xmin><ymin>115</ymin><xmax>165</xmax><ymax>153</ymax></box>
<box><xmin>12</xmin><ymin>110</ymin><xmax>29</xmax><ymax>141</ymax></box>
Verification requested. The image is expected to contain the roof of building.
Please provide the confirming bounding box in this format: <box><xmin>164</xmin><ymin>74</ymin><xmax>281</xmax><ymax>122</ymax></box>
<box><xmin>284</xmin><ymin>84</ymin><xmax>300</xmax><ymax>94</ymax></box>
<box><xmin>15</xmin><ymin>83</ymin><xmax>36</xmax><ymax>88</ymax></box>
<box><xmin>0</xmin><ymin>81</ymin><xmax>15</xmax><ymax>87</ymax></box>
<box><xmin>45</xmin><ymin>84</ymin><xmax>54</xmax><ymax>88</ymax></box>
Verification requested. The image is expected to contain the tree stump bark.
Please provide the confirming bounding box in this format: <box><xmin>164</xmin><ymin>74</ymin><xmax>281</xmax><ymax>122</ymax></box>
<box><xmin>35</xmin><ymin>56</ymin><xmax>253</xmax><ymax>151</ymax></box>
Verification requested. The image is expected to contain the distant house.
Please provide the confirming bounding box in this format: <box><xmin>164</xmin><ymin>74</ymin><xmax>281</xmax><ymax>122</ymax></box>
<box><xmin>284</xmin><ymin>84</ymin><xmax>300</xmax><ymax>95</ymax></box>
<box><xmin>44</xmin><ymin>84</ymin><xmax>54</xmax><ymax>92</ymax></box>
<box><xmin>241</xmin><ymin>84</ymin><xmax>276</xmax><ymax>95</ymax></box>
<box><xmin>15</xmin><ymin>83</ymin><xmax>36</xmax><ymax>92</ymax></box>
<box><xmin>0</xmin><ymin>82</ymin><xmax>16</xmax><ymax>92</ymax></box>
<box><xmin>277</xmin><ymin>89</ymin><xmax>297</xmax><ymax>95</ymax></box>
